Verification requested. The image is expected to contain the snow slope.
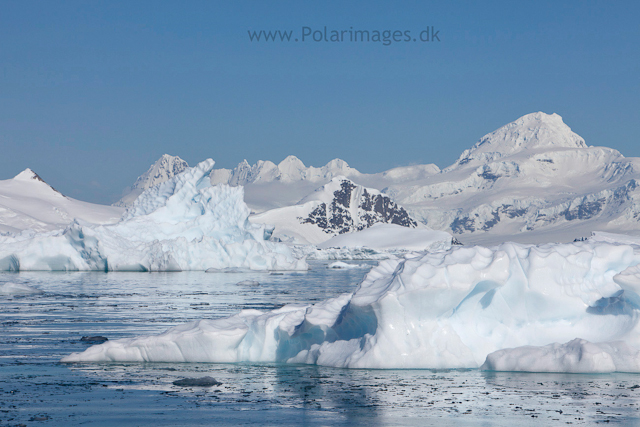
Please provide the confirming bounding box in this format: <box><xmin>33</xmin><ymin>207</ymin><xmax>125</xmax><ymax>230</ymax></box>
<box><xmin>0</xmin><ymin>160</ymin><xmax>306</xmax><ymax>272</ymax></box>
<box><xmin>62</xmin><ymin>234</ymin><xmax>640</xmax><ymax>372</ymax></box>
<box><xmin>317</xmin><ymin>223</ymin><xmax>452</xmax><ymax>252</ymax></box>
<box><xmin>115</xmin><ymin>154</ymin><xmax>189</xmax><ymax>207</ymax></box>
<box><xmin>249</xmin><ymin>177</ymin><xmax>419</xmax><ymax>245</ymax></box>
<box><xmin>0</xmin><ymin>169</ymin><xmax>123</xmax><ymax>234</ymax></box>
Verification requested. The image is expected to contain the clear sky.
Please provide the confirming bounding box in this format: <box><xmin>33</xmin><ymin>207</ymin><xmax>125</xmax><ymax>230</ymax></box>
<box><xmin>1</xmin><ymin>0</ymin><xmax>639</xmax><ymax>204</ymax></box>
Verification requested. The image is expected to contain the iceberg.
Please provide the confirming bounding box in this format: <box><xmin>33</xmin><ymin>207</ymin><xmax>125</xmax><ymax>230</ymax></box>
<box><xmin>0</xmin><ymin>160</ymin><xmax>307</xmax><ymax>272</ymax></box>
<box><xmin>63</xmin><ymin>237</ymin><xmax>640</xmax><ymax>372</ymax></box>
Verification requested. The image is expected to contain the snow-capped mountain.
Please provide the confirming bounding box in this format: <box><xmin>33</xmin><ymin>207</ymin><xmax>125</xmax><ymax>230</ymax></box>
<box><xmin>210</xmin><ymin>155</ymin><xmax>361</xmax><ymax>186</ymax></box>
<box><xmin>250</xmin><ymin>176</ymin><xmax>420</xmax><ymax>244</ymax></box>
<box><xmin>383</xmin><ymin>112</ymin><xmax>640</xmax><ymax>244</ymax></box>
<box><xmin>115</xmin><ymin>154</ymin><xmax>189</xmax><ymax>207</ymax></box>
<box><xmin>117</xmin><ymin>112</ymin><xmax>640</xmax><ymax>245</ymax></box>
<box><xmin>0</xmin><ymin>169</ymin><xmax>123</xmax><ymax>233</ymax></box>
<box><xmin>210</xmin><ymin>155</ymin><xmax>440</xmax><ymax>212</ymax></box>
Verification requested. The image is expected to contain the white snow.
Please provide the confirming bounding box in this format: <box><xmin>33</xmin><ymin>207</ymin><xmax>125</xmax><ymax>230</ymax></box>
<box><xmin>0</xmin><ymin>169</ymin><xmax>123</xmax><ymax>234</ymax></box>
<box><xmin>318</xmin><ymin>223</ymin><xmax>452</xmax><ymax>252</ymax></box>
<box><xmin>0</xmin><ymin>282</ymin><xmax>43</xmax><ymax>295</ymax></box>
<box><xmin>62</xmin><ymin>237</ymin><xmax>640</xmax><ymax>372</ymax></box>
<box><xmin>0</xmin><ymin>160</ymin><xmax>307</xmax><ymax>272</ymax></box>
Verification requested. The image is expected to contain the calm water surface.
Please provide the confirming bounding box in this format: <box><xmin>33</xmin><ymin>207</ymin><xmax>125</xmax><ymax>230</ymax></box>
<box><xmin>1</xmin><ymin>261</ymin><xmax>640</xmax><ymax>426</ymax></box>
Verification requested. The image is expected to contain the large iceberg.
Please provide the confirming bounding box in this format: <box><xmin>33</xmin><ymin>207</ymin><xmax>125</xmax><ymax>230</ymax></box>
<box><xmin>63</xmin><ymin>237</ymin><xmax>640</xmax><ymax>372</ymax></box>
<box><xmin>0</xmin><ymin>160</ymin><xmax>307</xmax><ymax>272</ymax></box>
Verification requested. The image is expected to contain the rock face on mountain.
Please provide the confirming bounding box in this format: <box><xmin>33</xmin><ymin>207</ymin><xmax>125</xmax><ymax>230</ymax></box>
<box><xmin>250</xmin><ymin>177</ymin><xmax>419</xmax><ymax>245</ymax></box>
<box><xmin>300</xmin><ymin>177</ymin><xmax>417</xmax><ymax>235</ymax></box>
<box><xmin>115</xmin><ymin>155</ymin><xmax>189</xmax><ymax>207</ymax></box>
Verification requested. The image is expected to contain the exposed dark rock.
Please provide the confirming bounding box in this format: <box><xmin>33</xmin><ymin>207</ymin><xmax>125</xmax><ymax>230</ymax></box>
<box><xmin>300</xmin><ymin>178</ymin><xmax>417</xmax><ymax>235</ymax></box>
<box><xmin>80</xmin><ymin>336</ymin><xmax>108</xmax><ymax>343</ymax></box>
<box><xmin>564</xmin><ymin>199</ymin><xmax>605</xmax><ymax>221</ymax></box>
<box><xmin>480</xmin><ymin>170</ymin><xmax>501</xmax><ymax>181</ymax></box>
<box><xmin>173</xmin><ymin>376</ymin><xmax>222</xmax><ymax>387</ymax></box>
<box><xmin>451</xmin><ymin>216</ymin><xmax>476</xmax><ymax>233</ymax></box>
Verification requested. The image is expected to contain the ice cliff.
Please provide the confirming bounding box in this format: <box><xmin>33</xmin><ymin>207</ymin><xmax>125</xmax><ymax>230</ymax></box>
<box><xmin>0</xmin><ymin>160</ymin><xmax>306</xmax><ymax>272</ymax></box>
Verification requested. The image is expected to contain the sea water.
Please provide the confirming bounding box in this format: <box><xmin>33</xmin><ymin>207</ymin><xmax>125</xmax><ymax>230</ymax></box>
<box><xmin>1</xmin><ymin>261</ymin><xmax>640</xmax><ymax>426</ymax></box>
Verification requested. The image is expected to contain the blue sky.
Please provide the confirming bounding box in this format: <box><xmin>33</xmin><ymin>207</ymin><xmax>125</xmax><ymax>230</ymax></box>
<box><xmin>1</xmin><ymin>0</ymin><xmax>639</xmax><ymax>203</ymax></box>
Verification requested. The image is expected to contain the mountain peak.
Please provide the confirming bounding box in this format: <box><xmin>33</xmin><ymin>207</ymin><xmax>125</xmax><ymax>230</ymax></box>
<box><xmin>278</xmin><ymin>155</ymin><xmax>305</xmax><ymax>168</ymax></box>
<box><xmin>324</xmin><ymin>158</ymin><xmax>351</xmax><ymax>170</ymax></box>
<box><xmin>14</xmin><ymin>168</ymin><xmax>45</xmax><ymax>182</ymax></box>
<box><xmin>12</xmin><ymin>168</ymin><xmax>64</xmax><ymax>196</ymax></box>
<box><xmin>453</xmin><ymin>112</ymin><xmax>587</xmax><ymax>167</ymax></box>
<box><xmin>114</xmin><ymin>154</ymin><xmax>189</xmax><ymax>207</ymax></box>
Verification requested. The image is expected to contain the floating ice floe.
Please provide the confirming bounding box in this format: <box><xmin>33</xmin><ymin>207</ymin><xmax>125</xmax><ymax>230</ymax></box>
<box><xmin>318</xmin><ymin>223</ymin><xmax>453</xmax><ymax>252</ymax></box>
<box><xmin>288</xmin><ymin>223</ymin><xmax>453</xmax><ymax>261</ymax></box>
<box><xmin>481</xmin><ymin>338</ymin><xmax>640</xmax><ymax>373</ymax></box>
<box><xmin>0</xmin><ymin>282</ymin><xmax>43</xmax><ymax>295</ymax></box>
<box><xmin>327</xmin><ymin>261</ymin><xmax>365</xmax><ymax>269</ymax></box>
<box><xmin>63</xmin><ymin>235</ymin><xmax>640</xmax><ymax>372</ymax></box>
<box><xmin>0</xmin><ymin>160</ymin><xmax>307</xmax><ymax>272</ymax></box>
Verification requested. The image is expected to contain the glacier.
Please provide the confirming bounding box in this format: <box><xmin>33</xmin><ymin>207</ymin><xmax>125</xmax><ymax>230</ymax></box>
<box><xmin>0</xmin><ymin>160</ymin><xmax>307</xmax><ymax>272</ymax></box>
<box><xmin>62</xmin><ymin>235</ymin><xmax>640</xmax><ymax>372</ymax></box>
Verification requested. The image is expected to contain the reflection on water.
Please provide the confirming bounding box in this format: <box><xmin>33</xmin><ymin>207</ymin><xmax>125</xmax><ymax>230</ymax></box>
<box><xmin>1</xmin><ymin>261</ymin><xmax>640</xmax><ymax>425</ymax></box>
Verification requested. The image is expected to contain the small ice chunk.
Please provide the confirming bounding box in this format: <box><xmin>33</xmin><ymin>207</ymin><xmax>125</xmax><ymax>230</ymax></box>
<box><xmin>328</xmin><ymin>261</ymin><xmax>361</xmax><ymax>269</ymax></box>
<box><xmin>236</xmin><ymin>280</ymin><xmax>260</xmax><ymax>286</ymax></box>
